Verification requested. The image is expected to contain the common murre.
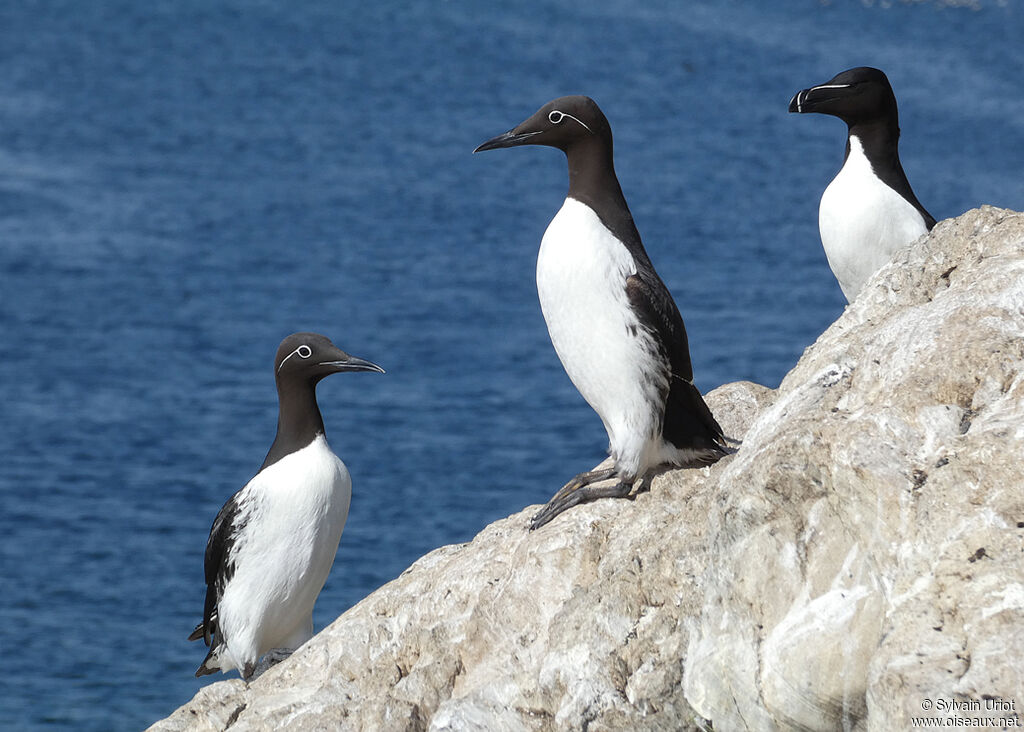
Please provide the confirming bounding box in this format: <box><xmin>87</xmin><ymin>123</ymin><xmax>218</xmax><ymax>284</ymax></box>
<box><xmin>475</xmin><ymin>95</ymin><xmax>727</xmax><ymax>530</ymax></box>
<box><xmin>188</xmin><ymin>332</ymin><xmax>384</xmax><ymax>680</ymax></box>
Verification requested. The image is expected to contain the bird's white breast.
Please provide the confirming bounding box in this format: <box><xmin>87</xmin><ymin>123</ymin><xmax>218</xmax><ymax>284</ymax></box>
<box><xmin>218</xmin><ymin>434</ymin><xmax>350</xmax><ymax>667</ymax></box>
<box><xmin>819</xmin><ymin>135</ymin><xmax>928</xmax><ymax>301</ymax></box>
<box><xmin>536</xmin><ymin>197</ymin><xmax>665</xmax><ymax>476</ymax></box>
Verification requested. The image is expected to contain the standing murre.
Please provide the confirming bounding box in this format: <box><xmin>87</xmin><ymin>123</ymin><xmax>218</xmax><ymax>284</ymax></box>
<box><xmin>789</xmin><ymin>67</ymin><xmax>936</xmax><ymax>302</ymax></box>
<box><xmin>188</xmin><ymin>332</ymin><xmax>384</xmax><ymax>681</ymax></box>
<box><xmin>474</xmin><ymin>95</ymin><xmax>727</xmax><ymax>530</ymax></box>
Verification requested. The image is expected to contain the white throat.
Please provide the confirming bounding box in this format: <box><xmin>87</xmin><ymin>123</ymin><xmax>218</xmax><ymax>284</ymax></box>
<box><xmin>818</xmin><ymin>135</ymin><xmax>928</xmax><ymax>302</ymax></box>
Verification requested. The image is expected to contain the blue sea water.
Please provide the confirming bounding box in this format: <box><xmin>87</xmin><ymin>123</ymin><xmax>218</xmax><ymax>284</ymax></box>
<box><xmin>1</xmin><ymin>1</ymin><xmax>1022</xmax><ymax>728</ymax></box>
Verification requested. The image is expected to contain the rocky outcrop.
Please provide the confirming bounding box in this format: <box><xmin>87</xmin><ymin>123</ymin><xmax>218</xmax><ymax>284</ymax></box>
<box><xmin>150</xmin><ymin>207</ymin><xmax>1024</xmax><ymax>731</ymax></box>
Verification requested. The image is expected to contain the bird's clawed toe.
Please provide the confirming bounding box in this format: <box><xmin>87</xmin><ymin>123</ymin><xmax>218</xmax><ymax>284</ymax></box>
<box><xmin>529</xmin><ymin>475</ymin><xmax>632</xmax><ymax>530</ymax></box>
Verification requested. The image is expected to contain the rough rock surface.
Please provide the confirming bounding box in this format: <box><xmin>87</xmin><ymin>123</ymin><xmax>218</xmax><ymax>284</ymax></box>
<box><xmin>150</xmin><ymin>207</ymin><xmax>1024</xmax><ymax>731</ymax></box>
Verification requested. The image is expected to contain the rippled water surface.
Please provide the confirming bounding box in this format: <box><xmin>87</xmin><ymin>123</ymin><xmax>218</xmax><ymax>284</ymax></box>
<box><xmin>1</xmin><ymin>1</ymin><xmax>1022</xmax><ymax>728</ymax></box>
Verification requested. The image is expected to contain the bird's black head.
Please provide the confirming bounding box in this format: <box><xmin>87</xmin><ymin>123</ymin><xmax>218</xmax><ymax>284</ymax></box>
<box><xmin>788</xmin><ymin>67</ymin><xmax>898</xmax><ymax>126</ymax></box>
<box><xmin>274</xmin><ymin>332</ymin><xmax>384</xmax><ymax>386</ymax></box>
<box><xmin>474</xmin><ymin>95</ymin><xmax>612</xmax><ymax>154</ymax></box>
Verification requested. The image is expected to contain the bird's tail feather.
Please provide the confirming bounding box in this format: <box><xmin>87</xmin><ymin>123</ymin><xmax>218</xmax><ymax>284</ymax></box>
<box><xmin>663</xmin><ymin>377</ymin><xmax>728</xmax><ymax>462</ymax></box>
<box><xmin>194</xmin><ymin>643</ymin><xmax>221</xmax><ymax>677</ymax></box>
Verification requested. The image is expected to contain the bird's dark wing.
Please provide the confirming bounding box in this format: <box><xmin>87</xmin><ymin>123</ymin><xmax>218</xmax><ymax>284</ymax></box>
<box><xmin>189</xmin><ymin>487</ymin><xmax>247</xmax><ymax>646</ymax></box>
<box><xmin>626</xmin><ymin>273</ymin><xmax>725</xmax><ymax>454</ymax></box>
<box><xmin>625</xmin><ymin>271</ymin><xmax>694</xmax><ymax>383</ymax></box>
<box><xmin>886</xmin><ymin>159</ymin><xmax>936</xmax><ymax>230</ymax></box>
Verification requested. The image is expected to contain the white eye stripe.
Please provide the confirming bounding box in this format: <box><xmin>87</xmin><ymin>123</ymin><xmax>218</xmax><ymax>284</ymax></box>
<box><xmin>277</xmin><ymin>344</ymin><xmax>313</xmax><ymax>372</ymax></box>
<box><xmin>548</xmin><ymin>109</ymin><xmax>592</xmax><ymax>133</ymax></box>
<box><xmin>813</xmin><ymin>84</ymin><xmax>853</xmax><ymax>90</ymax></box>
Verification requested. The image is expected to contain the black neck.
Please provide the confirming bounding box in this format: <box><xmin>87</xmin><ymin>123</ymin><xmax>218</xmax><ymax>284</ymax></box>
<box><xmin>564</xmin><ymin>137</ymin><xmax>649</xmax><ymax>263</ymax></box>
<box><xmin>261</xmin><ymin>378</ymin><xmax>325</xmax><ymax>470</ymax></box>
<box><xmin>847</xmin><ymin>118</ymin><xmax>936</xmax><ymax>230</ymax></box>
<box><xmin>846</xmin><ymin>117</ymin><xmax>899</xmax><ymax>167</ymax></box>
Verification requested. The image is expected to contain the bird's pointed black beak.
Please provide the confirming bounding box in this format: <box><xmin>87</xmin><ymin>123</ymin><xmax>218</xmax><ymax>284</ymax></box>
<box><xmin>789</xmin><ymin>83</ymin><xmax>853</xmax><ymax>114</ymax></box>
<box><xmin>320</xmin><ymin>354</ymin><xmax>385</xmax><ymax>374</ymax></box>
<box><xmin>473</xmin><ymin>129</ymin><xmax>542</xmax><ymax>153</ymax></box>
<box><xmin>788</xmin><ymin>89</ymin><xmax>808</xmax><ymax>113</ymax></box>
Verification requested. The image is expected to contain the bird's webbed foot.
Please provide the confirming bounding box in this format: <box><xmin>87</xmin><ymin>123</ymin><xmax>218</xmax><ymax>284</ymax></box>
<box><xmin>247</xmin><ymin>647</ymin><xmax>294</xmax><ymax>681</ymax></box>
<box><xmin>529</xmin><ymin>467</ymin><xmax>632</xmax><ymax>530</ymax></box>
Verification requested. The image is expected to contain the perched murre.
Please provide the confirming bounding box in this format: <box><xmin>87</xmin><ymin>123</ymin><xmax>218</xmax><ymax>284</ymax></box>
<box><xmin>789</xmin><ymin>67</ymin><xmax>936</xmax><ymax>302</ymax></box>
<box><xmin>188</xmin><ymin>332</ymin><xmax>383</xmax><ymax>681</ymax></box>
<box><xmin>475</xmin><ymin>95</ymin><xmax>726</xmax><ymax>530</ymax></box>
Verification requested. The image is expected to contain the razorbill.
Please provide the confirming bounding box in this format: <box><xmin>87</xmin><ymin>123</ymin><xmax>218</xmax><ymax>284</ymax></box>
<box><xmin>789</xmin><ymin>66</ymin><xmax>936</xmax><ymax>301</ymax></box>
<box><xmin>474</xmin><ymin>95</ymin><xmax>727</xmax><ymax>530</ymax></box>
<box><xmin>188</xmin><ymin>332</ymin><xmax>384</xmax><ymax>681</ymax></box>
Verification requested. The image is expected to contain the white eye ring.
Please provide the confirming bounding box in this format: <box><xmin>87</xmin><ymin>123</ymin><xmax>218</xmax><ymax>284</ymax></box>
<box><xmin>548</xmin><ymin>109</ymin><xmax>592</xmax><ymax>133</ymax></box>
<box><xmin>278</xmin><ymin>344</ymin><xmax>314</xmax><ymax>372</ymax></box>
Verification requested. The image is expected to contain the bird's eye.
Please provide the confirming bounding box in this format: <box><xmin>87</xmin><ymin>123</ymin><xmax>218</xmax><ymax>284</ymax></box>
<box><xmin>297</xmin><ymin>345</ymin><xmax>312</xmax><ymax>358</ymax></box>
<box><xmin>548</xmin><ymin>110</ymin><xmax>564</xmax><ymax>124</ymax></box>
